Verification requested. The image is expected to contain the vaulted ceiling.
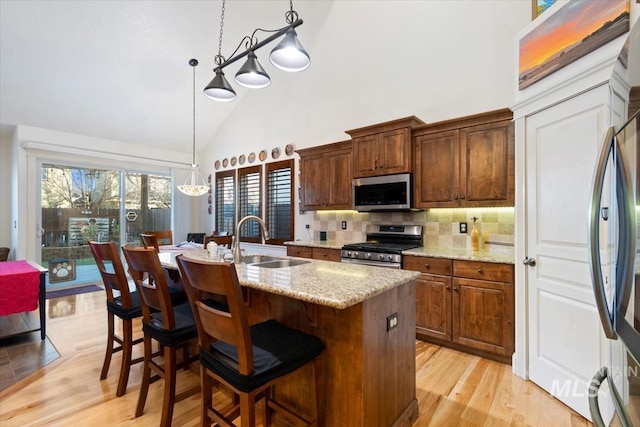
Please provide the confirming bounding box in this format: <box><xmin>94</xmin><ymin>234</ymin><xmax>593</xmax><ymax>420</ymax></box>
<box><xmin>0</xmin><ymin>1</ymin><xmax>327</xmax><ymax>153</ymax></box>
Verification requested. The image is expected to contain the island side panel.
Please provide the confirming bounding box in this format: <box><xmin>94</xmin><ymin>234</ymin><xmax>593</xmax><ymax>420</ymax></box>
<box><xmin>362</xmin><ymin>279</ymin><xmax>418</xmax><ymax>427</ymax></box>
<box><xmin>246</xmin><ymin>288</ymin><xmax>365</xmax><ymax>427</ymax></box>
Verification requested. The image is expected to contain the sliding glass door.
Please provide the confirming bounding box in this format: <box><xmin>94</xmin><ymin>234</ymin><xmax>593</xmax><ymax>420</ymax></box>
<box><xmin>40</xmin><ymin>164</ymin><xmax>171</xmax><ymax>290</ymax></box>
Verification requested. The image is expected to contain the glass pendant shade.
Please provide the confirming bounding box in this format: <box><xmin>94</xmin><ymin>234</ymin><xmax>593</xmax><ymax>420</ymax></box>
<box><xmin>177</xmin><ymin>164</ymin><xmax>209</xmax><ymax>196</ymax></box>
<box><xmin>235</xmin><ymin>51</ymin><xmax>271</xmax><ymax>88</ymax></box>
<box><xmin>269</xmin><ymin>28</ymin><xmax>310</xmax><ymax>72</ymax></box>
<box><xmin>204</xmin><ymin>69</ymin><xmax>237</xmax><ymax>101</ymax></box>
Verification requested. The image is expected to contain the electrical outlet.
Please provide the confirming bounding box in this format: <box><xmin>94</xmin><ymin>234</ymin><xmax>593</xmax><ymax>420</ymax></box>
<box><xmin>305</xmin><ymin>224</ymin><xmax>310</xmax><ymax>229</ymax></box>
<box><xmin>341</xmin><ymin>221</ymin><xmax>347</xmax><ymax>230</ymax></box>
<box><xmin>459</xmin><ymin>222</ymin><xmax>467</xmax><ymax>234</ymax></box>
<box><xmin>386</xmin><ymin>313</ymin><xmax>398</xmax><ymax>331</ymax></box>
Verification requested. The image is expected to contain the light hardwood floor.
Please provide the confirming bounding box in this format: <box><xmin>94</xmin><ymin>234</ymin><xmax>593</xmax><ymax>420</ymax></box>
<box><xmin>0</xmin><ymin>291</ymin><xmax>593</xmax><ymax>426</ymax></box>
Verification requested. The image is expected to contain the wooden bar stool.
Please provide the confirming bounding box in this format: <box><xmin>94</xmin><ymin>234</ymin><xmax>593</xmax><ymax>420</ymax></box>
<box><xmin>122</xmin><ymin>245</ymin><xmax>199</xmax><ymax>427</ymax></box>
<box><xmin>89</xmin><ymin>241</ymin><xmax>144</xmax><ymax>397</ymax></box>
<box><xmin>176</xmin><ymin>255</ymin><xmax>324</xmax><ymax>427</ymax></box>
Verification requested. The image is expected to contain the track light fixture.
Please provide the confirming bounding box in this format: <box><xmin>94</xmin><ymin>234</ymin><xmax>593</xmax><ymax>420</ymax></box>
<box><xmin>203</xmin><ymin>0</ymin><xmax>310</xmax><ymax>102</ymax></box>
<box><xmin>177</xmin><ymin>59</ymin><xmax>209</xmax><ymax>197</ymax></box>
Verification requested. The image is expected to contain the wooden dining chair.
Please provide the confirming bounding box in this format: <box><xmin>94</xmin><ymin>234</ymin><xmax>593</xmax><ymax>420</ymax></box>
<box><xmin>140</xmin><ymin>233</ymin><xmax>159</xmax><ymax>251</ymax></box>
<box><xmin>144</xmin><ymin>230</ymin><xmax>173</xmax><ymax>245</ymax></box>
<box><xmin>121</xmin><ymin>245</ymin><xmax>199</xmax><ymax>427</ymax></box>
<box><xmin>176</xmin><ymin>255</ymin><xmax>325</xmax><ymax>427</ymax></box>
<box><xmin>89</xmin><ymin>241</ymin><xmax>144</xmax><ymax>397</ymax></box>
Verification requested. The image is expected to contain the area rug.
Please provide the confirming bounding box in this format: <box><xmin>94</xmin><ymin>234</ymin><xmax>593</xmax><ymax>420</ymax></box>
<box><xmin>46</xmin><ymin>284</ymin><xmax>103</xmax><ymax>299</ymax></box>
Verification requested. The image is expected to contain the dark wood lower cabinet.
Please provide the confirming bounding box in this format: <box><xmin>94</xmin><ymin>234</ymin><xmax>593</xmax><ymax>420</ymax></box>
<box><xmin>405</xmin><ymin>255</ymin><xmax>515</xmax><ymax>362</ymax></box>
<box><xmin>287</xmin><ymin>246</ymin><xmax>341</xmax><ymax>262</ymax></box>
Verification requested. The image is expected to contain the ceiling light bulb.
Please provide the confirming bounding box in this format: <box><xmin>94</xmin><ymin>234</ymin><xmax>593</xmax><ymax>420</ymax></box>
<box><xmin>269</xmin><ymin>28</ymin><xmax>310</xmax><ymax>72</ymax></box>
<box><xmin>235</xmin><ymin>51</ymin><xmax>271</xmax><ymax>89</ymax></box>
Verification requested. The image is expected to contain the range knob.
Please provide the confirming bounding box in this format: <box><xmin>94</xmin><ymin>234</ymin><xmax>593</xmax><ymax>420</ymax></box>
<box><xmin>388</xmin><ymin>255</ymin><xmax>394</xmax><ymax>261</ymax></box>
<box><xmin>354</xmin><ymin>252</ymin><xmax>359</xmax><ymax>258</ymax></box>
<box><xmin>378</xmin><ymin>253</ymin><xmax>385</xmax><ymax>261</ymax></box>
<box><xmin>346</xmin><ymin>251</ymin><xmax>352</xmax><ymax>257</ymax></box>
<box><xmin>365</xmin><ymin>253</ymin><xmax>371</xmax><ymax>259</ymax></box>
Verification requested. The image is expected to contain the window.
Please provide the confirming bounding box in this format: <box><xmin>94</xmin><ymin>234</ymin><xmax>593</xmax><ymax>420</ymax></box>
<box><xmin>266</xmin><ymin>160</ymin><xmax>294</xmax><ymax>245</ymax></box>
<box><xmin>214</xmin><ymin>159</ymin><xmax>294</xmax><ymax>246</ymax></box>
<box><xmin>238</xmin><ymin>165</ymin><xmax>262</xmax><ymax>242</ymax></box>
<box><xmin>215</xmin><ymin>170</ymin><xmax>235</xmax><ymax>235</ymax></box>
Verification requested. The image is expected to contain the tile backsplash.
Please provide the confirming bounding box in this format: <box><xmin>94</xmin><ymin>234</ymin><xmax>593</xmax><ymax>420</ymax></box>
<box><xmin>311</xmin><ymin>208</ymin><xmax>514</xmax><ymax>251</ymax></box>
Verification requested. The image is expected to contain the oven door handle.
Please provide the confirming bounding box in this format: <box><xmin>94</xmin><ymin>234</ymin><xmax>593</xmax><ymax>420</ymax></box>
<box><xmin>340</xmin><ymin>258</ymin><xmax>402</xmax><ymax>269</ymax></box>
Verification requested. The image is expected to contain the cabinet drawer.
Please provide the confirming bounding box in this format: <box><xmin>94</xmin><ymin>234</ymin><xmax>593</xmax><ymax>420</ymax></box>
<box><xmin>453</xmin><ymin>260</ymin><xmax>513</xmax><ymax>283</ymax></box>
<box><xmin>286</xmin><ymin>246</ymin><xmax>312</xmax><ymax>259</ymax></box>
<box><xmin>312</xmin><ymin>248</ymin><xmax>341</xmax><ymax>262</ymax></box>
<box><xmin>404</xmin><ymin>256</ymin><xmax>452</xmax><ymax>276</ymax></box>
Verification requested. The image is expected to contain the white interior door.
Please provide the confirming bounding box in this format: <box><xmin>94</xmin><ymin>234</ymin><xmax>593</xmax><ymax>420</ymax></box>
<box><xmin>525</xmin><ymin>87</ymin><xmax>614</xmax><ymax>420</ymax></box>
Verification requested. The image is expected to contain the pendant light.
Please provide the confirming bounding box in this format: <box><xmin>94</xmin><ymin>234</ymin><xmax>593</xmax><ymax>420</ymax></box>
<box><xmin>177</xmin><ymin>59</ymin><xmax>209</xmax><ymax>197</ymax></box>
<box><xmin>203</xmin><ymin>0</ymin><xmax>309</xmax><ymax>102</ymax></box>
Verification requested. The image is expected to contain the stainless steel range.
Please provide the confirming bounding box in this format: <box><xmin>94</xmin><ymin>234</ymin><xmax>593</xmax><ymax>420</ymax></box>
<box><xmin>340</xmin><ymin>224</ymin><xmax>422</xmax><ymax>269</ymax></box>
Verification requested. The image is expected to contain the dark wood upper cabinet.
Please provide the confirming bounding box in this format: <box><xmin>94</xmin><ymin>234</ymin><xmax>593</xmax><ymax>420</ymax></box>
<box><xmin>297</xmin><ymin>140</ymin><xmax>353</xmax><ymax>211</ymax></box>
<box><xmin>346</xmin><ymin>116</ymin><xmax>424</xmax><ymax>178</ymax></box>
<box><xmin>413</xmin><ymin>109</ymin><xmax>514</xmax><ymax>208</ymax></box>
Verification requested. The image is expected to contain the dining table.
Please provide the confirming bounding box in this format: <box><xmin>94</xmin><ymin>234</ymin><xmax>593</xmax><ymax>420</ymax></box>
<box><xmin>0</xmin><ymin>260</ymin><xmax>48</xmax><ymax>340</ymax></box>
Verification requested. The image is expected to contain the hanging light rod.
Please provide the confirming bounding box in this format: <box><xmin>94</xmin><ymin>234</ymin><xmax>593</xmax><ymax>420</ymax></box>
<box><xmin>204</xmin><ymin>0</ymin><xmax>310</xmax><ymax>102</ymax></box>
<box><xmin>213</xmin><ymin>18</ymin><xmax>303</xmax><ymax>72</ymax></box>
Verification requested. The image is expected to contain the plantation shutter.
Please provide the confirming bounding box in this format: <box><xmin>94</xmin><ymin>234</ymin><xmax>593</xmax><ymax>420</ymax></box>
<box><xmin>266</xmin><ymin>160</ymin><xmax>294</xmax><ymax>245</ymax></box>
<box><xmin>238</xmin><ymin>166</ymin><xmax>262</xmax><ymax>242</ymax></box>
<box><xmin>215</xmin><ymin>170</ymin><xmax>235</xmax><ymax>235</ymax></box>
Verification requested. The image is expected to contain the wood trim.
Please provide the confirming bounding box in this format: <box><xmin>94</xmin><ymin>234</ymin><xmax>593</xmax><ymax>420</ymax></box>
<box><xmin>412</xmin><ymin>108</ymin><xmax>513</xmax><ymax>136</ymax></box>
<box><xmin>345</xmin><ymin>116</ymin><xmax>425</xmax><ymax>139</ymax></box>
<box><xmin>295</xmin><ymin>140</ymin><xmax>352</xmax><ymax>157</ymax></box>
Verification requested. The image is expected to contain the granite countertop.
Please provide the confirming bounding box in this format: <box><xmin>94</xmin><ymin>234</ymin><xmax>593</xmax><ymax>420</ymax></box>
<box><xmin>284</xmin><ymin>240</ymin><xmax>516</xmax><ymax>264</ymax></box>
<box><xmin>160</xmin><ymin>250</ymin><xmax>420</xmax><ymax>310</ymax></box>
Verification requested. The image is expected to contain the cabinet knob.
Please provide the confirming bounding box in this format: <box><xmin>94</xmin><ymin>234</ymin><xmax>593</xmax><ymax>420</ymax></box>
<box><xmin>424</xmin><ymin>263</ymin><xmax>430</xmax><ymax>269</ymax></box>
<box><xmin>453</xmin><ymin>287</ymin><xmax>458</xmax><ymax>292</ymax></box>
<box><xmin>461</xmin><ymin>195</ymin><xmax>465</xmax><ymax>200</ymax></box>
<box><xmin>446</xmin><ymin>285</ymin><xmax>451</xmax><ymax>290</ymax></box>
<box><xmin>477</xmin><ymin>268</ymin><xmax>483</xmax><ymax>273</ymax></box>
<box><xmin>454</xmin><ymin>196</ymin><xmax>459</xmax><ymax>200</ymax></box>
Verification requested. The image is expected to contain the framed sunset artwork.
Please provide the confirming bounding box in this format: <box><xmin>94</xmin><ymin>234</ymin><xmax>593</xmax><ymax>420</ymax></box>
<box><xmin>519</xmin><ymin>0</ymin><xmax>630</xmax><ymax>90</ymax></box>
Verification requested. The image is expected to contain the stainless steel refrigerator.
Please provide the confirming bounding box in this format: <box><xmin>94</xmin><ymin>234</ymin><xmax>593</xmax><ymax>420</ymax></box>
<box><xmin>588</xmin><ymin>20</ymin><xmax>640</xmax><ymax>426</ymax></box>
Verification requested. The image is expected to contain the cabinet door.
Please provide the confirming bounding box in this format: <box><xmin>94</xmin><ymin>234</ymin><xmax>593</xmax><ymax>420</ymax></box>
<box><xmin>416</xmin><ymin>273</ymin><xmax>452</xmax><ymax>341</ymax></box>
<box><xmin>460</xmin><ymin>121</ymin><xmax>514</xmax><ymax>207</ymax></box>
<box><xmin>299</xmin><ymin>154</ymin><xmax>327</xmax><ymax>211</ymax></box>
<box><xmin>353</xmin><ymin>134</ymin><xmax>379</xmax><ymax>178</ymax></box>
<box><xmin>327</xmin><ymin>149</ymin><xmax>352</xmax><ymax>209</ymax></box>
<box><xmin>414</xmin><ymin>130</ymin><xmax>460</xmax><ymax>208</ymax></box>
<box><xmin>452</xmin><ymin>277</ymin><xmax>514</xmax><ymax>356</ymax></box>
<box><xmin>378</xmin><ymin>129</ymin><xmax>412</xmax><ymax>175</ymax></box>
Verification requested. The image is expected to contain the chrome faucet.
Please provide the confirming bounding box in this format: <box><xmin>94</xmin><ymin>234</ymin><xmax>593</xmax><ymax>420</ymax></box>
<box><xmin>233</xmin><ymin>215</ymin><xmax>271</xmax><ymax>263</ymax></box>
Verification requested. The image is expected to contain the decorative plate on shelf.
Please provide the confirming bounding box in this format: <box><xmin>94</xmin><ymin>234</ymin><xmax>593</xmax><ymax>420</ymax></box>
<box><xmin>207</xmin><ymin>194</ymin><xmax>212</xmax><ymax>204</ymax></box>
<box><xmin>271</xmin><ymin>147</ymin><xmax>280</xmax><ymax>159</ymax></box>
<box><xmin>239</xmin><ymin>154</ymin><xmax>246</xmax><ymax>165</ymax></box>
<box><xmin>230</xmin><ymin>156</ymin><xmax>237</xmax><ymax>166</ymax></box>
<box><xmin>207</xmin><ymin>173</ymin><xmax>212</xmax><ymax>183</ymax></box>
<box><xmin>208</xmin><ymin>205</ymin><xmax>212</xmax><ymax>214</ymax></box>
<box><xmin>248</xmin><ymin>152</ymin><xmax>256</xmax><ymax>163</ymax></box>
<box><xmin>214</xmin><ymin>160</ymin><xmax>220</xmax><ymax>170</ymax></box>
<box><xmin>222</xmin><ymin>158</ymin><xmax>228</xmax><ymax>167</ymax></box>
<box><xmin>259</xmin><ymin>150</ymin><xmax>267</xmax><ymax>161</ymax></box>
<box><xmin>285</xmin><ymin>144</ymin><xmax>294</xmax><ymax>156</ymax></box>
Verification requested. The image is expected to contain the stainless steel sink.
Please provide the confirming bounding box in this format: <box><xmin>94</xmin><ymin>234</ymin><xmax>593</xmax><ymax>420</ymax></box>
<box><xmin>240</xmin><ymin>255</ymin><xmax>279</xmax><ymax>265</ymax></box>
<box><xmin>250</xmin><ymin>259</ymin><xmax>310</xmax><ymax>269</ymax></box>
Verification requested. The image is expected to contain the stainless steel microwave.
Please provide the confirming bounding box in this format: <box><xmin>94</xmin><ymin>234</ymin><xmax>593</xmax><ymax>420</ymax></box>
<box><xmin>352</xmin><ymin>173</ymin><xmax>414</xmax><ymax>212</ymax></box>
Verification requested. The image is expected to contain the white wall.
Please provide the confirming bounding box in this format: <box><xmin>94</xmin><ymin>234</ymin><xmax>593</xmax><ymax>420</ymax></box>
<box><xmin>199</xmin><ymin>1</ymin><xmax>532</xmax><ymax>237</ymax></box>
<box><xmin>0</xmin><ymin>125</ymin><xmax>15</xmax><ymax>257</ymax></box>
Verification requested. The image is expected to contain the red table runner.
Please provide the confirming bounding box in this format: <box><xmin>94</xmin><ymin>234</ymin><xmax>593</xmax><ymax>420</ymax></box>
<box><xmin>0</xmin><ymin>261</ymin><xmax>41</xmax><ymax>316</ymax></box>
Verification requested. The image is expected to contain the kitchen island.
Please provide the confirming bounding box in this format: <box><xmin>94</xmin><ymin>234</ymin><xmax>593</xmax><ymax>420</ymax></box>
<box><xmin>163</xmin><ymin>251</ymin><xmax>421</xmax><ymax>427</ymax></box>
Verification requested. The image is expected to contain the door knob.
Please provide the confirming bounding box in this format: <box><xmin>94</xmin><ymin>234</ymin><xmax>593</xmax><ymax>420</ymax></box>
<box><xmin>522</xmin><ymin>257</ymin><xmax>536</xmax><ymax>267</ymax></box>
